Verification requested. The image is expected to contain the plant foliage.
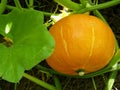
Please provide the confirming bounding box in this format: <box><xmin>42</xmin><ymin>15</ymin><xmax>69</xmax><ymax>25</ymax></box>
<box><xmin>0</xmin><ymin>9</ymin><xmax>55</xmax><ymax>82</ymax></box>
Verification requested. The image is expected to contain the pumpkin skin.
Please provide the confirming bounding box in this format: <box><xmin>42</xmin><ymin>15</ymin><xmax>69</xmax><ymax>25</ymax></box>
<box><xmin>46</xmin><ymin>14</ymin><xmax>115</xmax><ymax>75</ymax></box>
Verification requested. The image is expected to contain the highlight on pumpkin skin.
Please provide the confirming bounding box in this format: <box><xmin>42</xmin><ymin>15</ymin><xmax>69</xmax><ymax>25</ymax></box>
<box><xmin>46</xmin><ymin>14</ymin><xmax>116</xmax><ymax>75</ymax></box>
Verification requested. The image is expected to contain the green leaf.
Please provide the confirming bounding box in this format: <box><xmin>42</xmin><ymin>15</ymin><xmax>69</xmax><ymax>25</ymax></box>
<box><xmin>0</xmin><ymin>9</ymin><xmax>55</xmax><ymax>82</ymax></box>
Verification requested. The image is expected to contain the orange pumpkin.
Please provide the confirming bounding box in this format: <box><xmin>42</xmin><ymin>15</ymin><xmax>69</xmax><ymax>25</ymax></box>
<box><xmin>46</xmin><ymin>14</ymin><xmax>115</xmax><ymax>75</ymax></box>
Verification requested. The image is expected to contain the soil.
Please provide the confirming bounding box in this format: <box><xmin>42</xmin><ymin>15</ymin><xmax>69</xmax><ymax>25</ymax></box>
<box><xmin>0</xmin><ymin>0</ymin><xmax>120</xmax><ymax>90</ymax></box>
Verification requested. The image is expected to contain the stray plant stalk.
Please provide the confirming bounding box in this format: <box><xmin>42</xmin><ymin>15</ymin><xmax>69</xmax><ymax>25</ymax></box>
<box><xmin>23</xmin><ymin>73</ymin><xmax>56</xmax><ymax>90</ymax></box>
<box><xmin>25</xmin><ymin>0</ymin><xmax>34</xmax><ymax>9</ymax></box>
<box><xmin>29</xmin><ymin>0</ymin><xmax>34</xmax><ymax>7</ymax></box>
<box><xmin>0</xmin><ymin>0</ymin><xmax>7</xmax><ymax>14</ymax></box>
<box><xmin>54</xmin><ymin>75</ymin><xmax>62</xmax><ymax>90</ymax></box>
<box><xmin>92</xmin><ymin>77</ymin><xmax>97</xmax><ymax>90</ymax></box>
<box><xmin>105</xmin><ymin>71</ymin><xmax>118</xmax><ymax>90</ymax></box>
<box><xmin>14</xmin><ymin>0</ymin><xmax>22</xmax><ymax>9</ymax></box>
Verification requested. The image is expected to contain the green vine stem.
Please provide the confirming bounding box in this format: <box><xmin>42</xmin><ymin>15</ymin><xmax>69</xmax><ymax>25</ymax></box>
<box><xmin>54</xmin><ymin>0</ymin><xmax>83</xmax><ymax>10</ymax></box>
<box><xmin>0</xmin><ymin>0</ymin><xmax>7</xmax><ymax>14</ymax></box>
<box><xmin>23</xmin><ymin>73</ymin><xmax>56</xmax><ymax>90</ymax></box>
<box><xmin>37</xmin><ymin>63</ymin><xmax>120</xmax><ymax>78</ymax></box>
<box><xmin>105</xmin><ymin>71</ymin><xmax>118</xmax><ymax>90</ymax></box>
<box><xmin>76</xmin><ymin>0</ymin><xmax>120</xmax><ymax>13</ymax></box>
<box><xmin>14</xmin><ymin>0</ymin><xmax>22</xmax><ymax>9</ymax></box>
<box><xmin>108</xmin><ymin>49</ymin><xmax>120</xmax><ymax>67</ymax></box>
<box><xmin>93</xmin><ymin>10</ymin><xmax>108</xmax><ymax>24</ymax></box>
<box><xmin>6</xmin><ymin>5</ymin><xmax>53</xmax><ymax>16</ymax></box>
<box><xmin>36</xmin><ymin>65</ymin><xmax>60</xmax><ymax>75</ymax></box>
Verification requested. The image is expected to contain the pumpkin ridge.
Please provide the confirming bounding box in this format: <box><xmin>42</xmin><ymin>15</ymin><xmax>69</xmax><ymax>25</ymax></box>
<box><xmin>88</xmin><ymin>20</ymin><xmax>95</xmax><ymax>58</ymax></box>
<box><xmin>83</xmin><ymin>19</ymin><xmax>95</xmax><ymax>71</ymax></box>
<box><xmin>60</xmin><ymin>26</ymin><xmax>70</xmax><ymax>57</ymax></box>
<box><xmin>59</xmin><ymin>26</ymin><xmax>76</xmax><ymax>73</ymax></box>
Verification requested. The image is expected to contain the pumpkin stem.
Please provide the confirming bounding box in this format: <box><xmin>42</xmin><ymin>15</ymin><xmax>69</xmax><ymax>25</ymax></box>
<box><xmin>76</xmin><ymin>69</ymin><xmax>85</xmax><ymax>76</ymax></box>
